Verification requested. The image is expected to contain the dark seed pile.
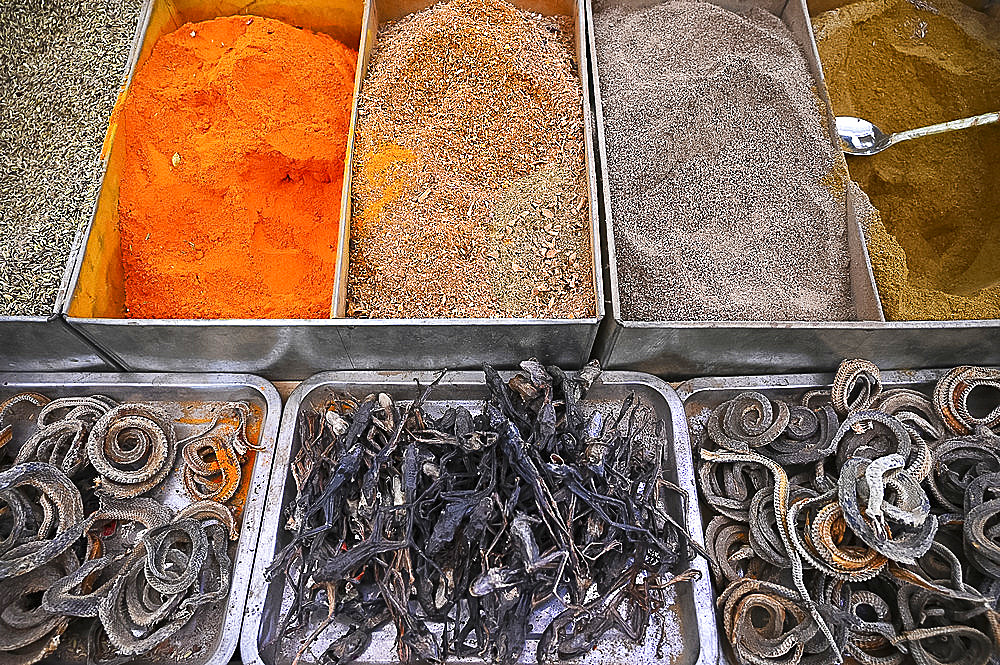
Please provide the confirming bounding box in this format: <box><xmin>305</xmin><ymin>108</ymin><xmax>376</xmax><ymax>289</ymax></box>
<box><xmin>0</xmin><ymin>0</ymin><xmax>142</xmax><ymax>316</ymax></box>
<box><xmin>594</xmin><ymin>0</ymin><xmax>855</xmax><ymax>322</ymax></box>
<box><xmin>268</xmin><ymin>361</ymin><xmax>699</xmax><ymax>664</ymax></box>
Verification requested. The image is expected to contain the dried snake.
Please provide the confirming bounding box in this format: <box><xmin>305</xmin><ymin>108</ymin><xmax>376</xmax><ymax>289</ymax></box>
<box><xmin>0</xmin><ymin>550</ymin><xmax>76</xmax><ymax>665</ymax></box>
<box><xmin>0</xmin><ymin>462</ymin><xmax>84</xmax><ymax>579</ymax></box>
<box><xmin>15</xmin><ymin>396</ymin><xmax>117</xmax><ymax>478</ymax></box>
<box><xmin>0</xmin><ymin>392</ymin><xmax>254</xmax><ymax>664</ymax></box>
<box><xmin>933</xmin><ymin>366</ymin><xmax>1000</xmax><ymax>436</ymax></box>
<box><xmin>696</xmin><ymin>359</ymin><xmax>1000</xmax><ymax>665</ymax></box>
<box><xmin>180</xmin><ymin>402</ymin><xmax>261</xmax><ymax>503</ymax></box>
<box><xmin>87</xmin><ymin>403</ymin><xmax>178</xmax><ymax>498</ymax></box>
<box><xmin>98</xmin><ymin>500</ymin><xmax>236</xmax><ymax>655</ymax></box>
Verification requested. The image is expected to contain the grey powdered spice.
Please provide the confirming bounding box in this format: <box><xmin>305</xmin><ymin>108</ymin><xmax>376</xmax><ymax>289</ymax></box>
<box><xmin>0</xmin><ymin>0</ymin><xmax>142</xmax><ymax>316</ymax></box>
<box><xmin>594</xmin><ymin>0</ymin><xmax>855</xmax><ymax>321</ymax></box>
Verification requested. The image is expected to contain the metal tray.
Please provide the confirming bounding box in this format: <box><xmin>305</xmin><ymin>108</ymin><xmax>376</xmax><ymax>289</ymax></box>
<box><xmin>60</xmin><ymin>0</ymin><xmax>365</xmax><ymax>380</ymax></box>
<box><xmin>0</xmin><ymin>372</ymin><xmax>282</xmax><ymax>665</ymax></box>
<box><xmin>241</xmin><ymin>370</ymin><xmax>718</xmax><ymax>665</ymax></box>
<box><xmin>326</xmin><ymin>0</ymin><xmax>606</xmax><ymax>372</ymax></box>
<box><xmin>676</xmin><ymin>366</ymin><xmax>955</xmax><ymax>665</ymax></box>
<box><xmin>584</xmin><ymin>0</ymin><xmax>1000</xmax><ymax>377</ymax></box>
<box><xmin>62</xmin><ymin>0</ymin><xmax>604</xmax><ymax>379</ymax></box>
<box><xmin>0</xmin><ymin>0</ymin><xmax>151</xmax><ymax>373</ymax></box>
<box><xmin>0</xmin><ymin>313</ymin><xmax>115</xmax><ymax>372</ymax></box>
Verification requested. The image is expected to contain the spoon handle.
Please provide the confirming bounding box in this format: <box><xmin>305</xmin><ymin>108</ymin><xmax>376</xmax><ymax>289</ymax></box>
<box><xmin>891</xmin><ymin>111</ymin><xmax>1000</xmax><ymax>145</ymax></box>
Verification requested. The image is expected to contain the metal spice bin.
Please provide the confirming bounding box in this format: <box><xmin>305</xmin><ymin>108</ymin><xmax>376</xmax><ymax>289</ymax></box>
<box><xmin>675</xmin><ymin>367</ymin><xmax>960</xmax><ymax>665</ymax></box>
<box><xmin>241</xmin><ymin>370</ymin><xmax>718</xmax><ymax>665</ymax></box>
<box><xmin>0</xmin><ymin>371</ymin><xmax>281</xmax><ymax>665</ymax></box>
<box><xmin>0</xmin><ymin>273</ymin><xmax>115</xmax><ymax>372</ymax></box>
<box><xmin>327</xmin><ymin>0</ymin><xmax>606</xmax><ymax>372</ymax></box>
<box><xmin>61</xmin><ymin>0</ymin><xmax>365</xmax><ymax>380</ymax></box>
<box><xmin>586</xmin><ymin>0</ymin><xmax>1000</xmax><ymax>378</ymax></box>
<box><xmin>62</xmin><ymin>0</ymin><xmax>605</xmax><ymax>379</ymax></box>
<box><xmin>0</xmin><ymin>0</ymin><xmax>153</xmax><ymax>373</ymax></box>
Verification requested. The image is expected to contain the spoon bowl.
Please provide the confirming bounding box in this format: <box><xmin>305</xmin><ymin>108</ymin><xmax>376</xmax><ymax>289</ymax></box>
<box><xmin>836</xmin><ymin>116</ymin><xmax>891</xmax><ymax>155</ymax></box>
<box><xmin>836</xmin><ymin>111</ymin><xmax>1000</xmax><ymax>156</ymax></box>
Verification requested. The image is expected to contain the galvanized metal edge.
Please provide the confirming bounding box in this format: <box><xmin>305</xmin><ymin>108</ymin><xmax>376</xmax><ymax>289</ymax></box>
<box><xmin>241</xmin><ymin>370</ymin><xmax>324</xmax><ymax>665</ymax></box>
<box><xmin>584</xmin><ymin>0</ymin><xmax>622</xmax><ymax>327</ymax></box>
<box><xmin>0</xmin><ymin>371</ymin><xmax>282</xmax><ymax>665</ymax></box>
<box><xmin>586</xmin><ymin>0</ymin><xmax>884</xmax><ymax>331</ymax></box>
<box><xmin>329</xmin><ymin>0</ymin><xmax>606</xmax><ymax>326</ymax></box>
<box><xmin>577</xmin><ymin>0</ymin><xmax>607</xmax><ymax>321</ymax></box>
<box><xmin>332</xmin><ymin>0</ymin><xmax>374</xmax><ymax>318</ymax></box>
<box><xmin>617</xmin><ymin>319</ymin><xmax>1000</xmax><ymax>330</ymax></box>
<box><xmin>49</xmin><ymin>0</ymin><xmax>153</xmax><ymax>320</ymax></box>
<box><xmin>242</xmin><ymin>369</ymin><xmax>719</xmax><ymax>665</ymax></box>
<box><xmin>676</xmin><ymin>367</ymin><xmax>946</xmax><ymax>403</ymax></box>
<box><xmin>783</xmin><ymin>0</ymin><xmax>884</xmax><ymax>321</ymax></box>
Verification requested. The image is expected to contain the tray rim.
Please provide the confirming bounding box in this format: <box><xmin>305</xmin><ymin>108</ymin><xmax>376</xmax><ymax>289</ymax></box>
<box><xmin>240</xmin><ymin>369</ymin><xmax>719</xmax><ymax>665</ymax></box>
<box><xmin>0</xmin><ymin>371</ymin><xmax>282</xmax><ymax>665</ymax></box>
<box><xmin>676</xmin><ymin>367</ymin><xmax>949</xmax><ymax>403</ymax></box>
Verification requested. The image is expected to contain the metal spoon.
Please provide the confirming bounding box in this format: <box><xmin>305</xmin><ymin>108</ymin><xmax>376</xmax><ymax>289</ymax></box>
<box><xmin>836</xmin><ymin>111</ymin><xmax>1000</xmax><ymax>156</ymax></box>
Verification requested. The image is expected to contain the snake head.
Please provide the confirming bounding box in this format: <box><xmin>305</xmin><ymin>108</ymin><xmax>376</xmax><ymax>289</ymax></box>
<box><xmin>868</xmin><ymin>514</ymin><xmax>888</xmax><ymax>541</ymax></box>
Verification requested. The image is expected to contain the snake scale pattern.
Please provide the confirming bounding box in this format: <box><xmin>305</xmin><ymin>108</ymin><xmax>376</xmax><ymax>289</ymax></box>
<box><xmin>0</xmin><ymin>392</ymin><xmax>257</xmax><ymax>665</ymax></box>
<box><xmin>695</xmin><ymin>360</ymin><xmax>1000</xmax><ymax>665</ymax></box>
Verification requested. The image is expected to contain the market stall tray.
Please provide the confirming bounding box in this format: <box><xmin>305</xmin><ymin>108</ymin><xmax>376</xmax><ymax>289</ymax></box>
<box><xmin>676</xmin><ymin>366</ymin><xmax>974</xmax><ymax>665</ymax></box>
<box><xmin>0</xmin><ymin>372</ymin><xmax>281</xmax><ymax>665</ymax></box>
<box><xmin>241</xmin><ymin>369</ymin><xmax>717</xmax><ymax>665</ymax></box>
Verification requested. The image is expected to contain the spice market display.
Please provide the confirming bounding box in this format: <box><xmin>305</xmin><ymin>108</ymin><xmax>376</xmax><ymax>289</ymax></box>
<box><xmin>0</xmin><ymin>0</ymin><xmax>143</xmax><ymax>316</ymax></box>
<box><xmin>691</xmin><ymin>360</ymin><xmax>1000</xmax><ymax>665</ymax></box>
<box><xmin>813</xmin><ymin>0</ymin><xmax>1000</xmax><ymax>321</ymax></box>
<box><xmin>593</xmin><ymin>0</ymin><xmax>855</xmax><ymax>322</ymax></box>
<box><xmin>6</xmin><ymin>0</ymin><xmax>1000</xmax><ymax>660</ymax></box>
<box><xmin>118</xmin><ymin>15</ymin><xmax>357</xmax><ymax>319</ymax></box>
<box><xmin>0</xmin><ymin>392</ymin><xmax>262</xmax><ymax>664</ymax></box>
<box><xmin>347</xmin><ymin>0</ymin><xmax>596</xmax><ymax>319</ymax></box>
<box><xmin>266</xmin><ymin>361</ymin><xmax>702</xmax><ymax>664</ymax></box>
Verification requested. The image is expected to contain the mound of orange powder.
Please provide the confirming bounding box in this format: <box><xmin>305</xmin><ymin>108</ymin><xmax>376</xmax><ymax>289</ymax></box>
<box><xmin>118</xmin><ymin>15</ymin><xmax>356</xmax><ymax>319</ymax></box>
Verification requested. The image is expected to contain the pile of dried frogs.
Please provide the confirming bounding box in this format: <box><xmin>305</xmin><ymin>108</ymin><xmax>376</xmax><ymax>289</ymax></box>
<box><xmin>0</xmin><ymin>394</ymin><xmax>259</xmax><ymax>665</ymax></box>
<box><xmin>268</xmin><ymin>361</ymin><xmax>700</xmax><ymax>664</ymax></box>
<box><xmin>696</xmin><ymin>360</ymin><xmax>1000</xmax><ymax>665</ymax></box>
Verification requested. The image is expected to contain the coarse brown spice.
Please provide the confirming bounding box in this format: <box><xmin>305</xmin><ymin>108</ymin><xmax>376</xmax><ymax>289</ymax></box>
<box><xmin>348</xmin><ymin>0</ymin><xmax>595</xmax><ymax>319</ymax></box>
<box><xmin>0</xmin><ymin>0</ymin><xmax>143</xmax><ymax>316</ymax></box>
<box><xmin>814</xmin><ymin>0</ymin><xmax>1000</xmax><ymax>320</ymax></box>
<box><xmin>594</xmin><ymin>0</ymin><xmax>856</xmax><ymax>322</ymax></box>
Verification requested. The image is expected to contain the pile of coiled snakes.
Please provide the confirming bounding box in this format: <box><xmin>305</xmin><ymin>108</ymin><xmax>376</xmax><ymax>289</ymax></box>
<box><xmin>695</xmin><ymin>361</ymin><xmax>1000</xmax><ymax>665</ymax></box>
<box><xmin>0</xmin><ymin>393</ymin><xmax>259</xmax><ymax>665</ymax></box>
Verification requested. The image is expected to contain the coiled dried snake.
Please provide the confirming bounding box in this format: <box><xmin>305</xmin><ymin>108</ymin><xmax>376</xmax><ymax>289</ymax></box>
<box><xmin>695</xmin><ymin>360</ymin><xmax>1000</xmax><ymax>665</ymax></box>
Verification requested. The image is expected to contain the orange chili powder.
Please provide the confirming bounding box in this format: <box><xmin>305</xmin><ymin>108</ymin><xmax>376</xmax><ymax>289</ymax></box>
<box><xmin>118</xmin><ymin>15</ymin><xmax>356</xmax><ymax>319</ymax></box>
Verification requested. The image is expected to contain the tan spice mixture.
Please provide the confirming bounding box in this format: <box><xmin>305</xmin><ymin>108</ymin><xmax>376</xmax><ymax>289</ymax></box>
<box><xmin>347</xmin><ymin>0</ymin><xmax>595</xmax><ymax>319</ymax></box>
<box><xmin>814</xmin><ymin>0</ymin><xmax>1000</xmax><ymax>320</ymax></box>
